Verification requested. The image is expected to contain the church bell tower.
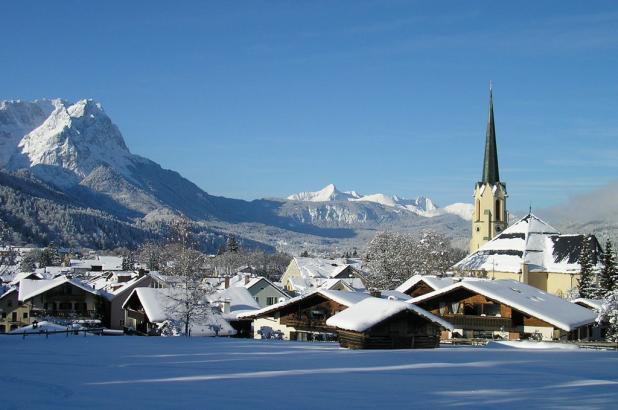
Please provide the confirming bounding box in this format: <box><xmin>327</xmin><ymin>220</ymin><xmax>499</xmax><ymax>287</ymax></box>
<box><xmin>470</xmin><ymin>84</ymin><xmax>508</xmax><ymax>253</ymax></box>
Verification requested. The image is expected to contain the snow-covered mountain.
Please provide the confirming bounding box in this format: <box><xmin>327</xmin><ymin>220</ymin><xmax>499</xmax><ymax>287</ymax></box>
<box><xmin>288</xmin><ymin>184</ymin><xmax>361</xmax><ymax>202</ymax></box>
<box><xmin>0</xmin><ymin>99</ymin><xmax>472</xmax><ymax>253</ymax></box>
<box><xmin>287</xmin><ymin>184</ymin><xmax>473</xmax><ymax>220</ymax></box>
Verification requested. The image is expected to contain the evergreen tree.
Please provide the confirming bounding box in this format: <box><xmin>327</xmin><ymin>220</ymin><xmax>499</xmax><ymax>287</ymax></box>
<box><xmin>600</xmin><ymin>239</ymin><xmax>617</xmax><ymax>295</ymax></box>
<box><xmin>299</xmin><ymin>250</ymin><xmax>309</xmax><ymax>257</ymax></box>
<box><xmin>19</xmin><ymin>251</ymin><xmax>37</xmax><ymax>272</ymax></box>
<box><xmin>225</xmin><ymin>235</ymin><xmax>239</xmax><ymax>253</ymax></box>
<box><xmin>577</xmin><ymin>235</ymin><xmax>597</xmax><ymax>299</ymax></box>
<box><xmin>122</xmin><ymin>250</ymin><xmax>136</xmax><ymax>271</ymax></box>
<box><xmin>597</xmin><ymin>290</ymin><xmax>618</xmax><ymax>342</ymax></box>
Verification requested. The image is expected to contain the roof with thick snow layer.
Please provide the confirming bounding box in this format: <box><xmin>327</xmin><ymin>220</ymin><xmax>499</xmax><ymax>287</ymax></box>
<box><xmin>18</xmin><ymin>276</ymin><xmax>99</xmax><ymax>302</ymax></box>
<box><xmin>395</xmin><ymin>275</ymin><xmax>457</xmax><ymax>294</ymax></box>
<box><xmin>122</xmin><ymin>287</ymin><xmax>236</xmax><ymax>336</ymax></box>
<box><xmin>410</xmin><ymin>279</ymin><xmax>597</xmax><ymax>331</ymax></box>
<box><xmin>209</xmin><ymin>287</ymin><xmax>260</xmax><ymax>312</ymax></box>
<box><xmin>237</xmin><ymin>289</ymin><xmax>372</xmax><ymax>319</ymax></box>
<box><xmin>454</xmin><ymin>213</ymin><xmax>602</xmax><ymax>274</ymax></box>
<box><xmin>295</xmin><ymin>257</ymin><xmax>351</xmax><ymax>279</ymax></box>
<box><xmin>326</xmin><ymin>297</ymin><xmax>453</xmax><ymax>332</ymax></box>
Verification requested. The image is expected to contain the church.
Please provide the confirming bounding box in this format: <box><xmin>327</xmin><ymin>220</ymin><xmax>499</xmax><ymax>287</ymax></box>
<box><xmin>454</xmin><ymin>87</ymin><xmax>603</xmax><ymax>297</ymax></box>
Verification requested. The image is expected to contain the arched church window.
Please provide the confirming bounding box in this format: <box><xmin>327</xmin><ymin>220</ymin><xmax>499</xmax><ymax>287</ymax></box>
<box><xmin>495</xmin><ymin>199</ymin><xmax>501</xmax><ymax>221</ymax></box>
<box><xmin>475</xmin><ymin>200</ymin><xmax>480</xmax><ymax>221</ymax></box>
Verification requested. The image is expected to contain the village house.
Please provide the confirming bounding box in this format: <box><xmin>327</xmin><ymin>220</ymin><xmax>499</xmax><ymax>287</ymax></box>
<box><xmin>122</xmin><ymin>287</ymin><xmax>236</xmax><ymax>336</ymax></box>
<box><xmin>208</xmin><ymin>286</ymin><xmax>261</xmax><ymax>337</ymax></box>
<box><xmin>454</xmin><ymin>214</ymin><xmax>603</xmax><ymax>297</ymax></box>
<box><xmin>86</xmin><ymin>271</ymin><xmax>154</xmax><ymax>330</ymax></box>
<box><xmin>1</xmin><ymin>275</ymin><xmax>104</xmax><ymax>332</ymax></box>
<box><xmin>238</xmin><ymin>289</ymin><xmax>371</xmax><ymax>341</ymax></box>
<box><xmin>280</xmin><ymin>257</ymin><xmax>366</xmax><ymax>295</ymax></box>
<box><xmin>410</xmin><ymin>278</ymin><xmax>598</xmax><ymax>341</ymax></box>
<box><xmin>220</xmin><ymin>272</ymin><xmax>290</xmax><ymax>308</ymax></box>
<box><xmin>326</xmin><ymin>297</ymin><xmax>453</xmax><ymax>349</ymax></box>
<box><xmin>0</xmin><ymin>287</ymin><xmax>29</xmax><ymax>332</ymax></box>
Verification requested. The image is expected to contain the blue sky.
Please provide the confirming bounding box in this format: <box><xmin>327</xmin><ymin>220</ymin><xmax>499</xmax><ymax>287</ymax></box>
<box><xmin>1</xmin><ymin>1</ymin><xmax>617</xmax><ymax>211</ymax></box>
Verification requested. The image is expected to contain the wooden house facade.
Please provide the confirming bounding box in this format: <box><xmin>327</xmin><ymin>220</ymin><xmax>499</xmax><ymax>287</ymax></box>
<box><xmin>240</xmin><ymin>289</ymin><xmax>370</xmax><ymax>341</ymax></box>
<box><xmin>411</xmin><ymin>279</ymin><xmax>597</xmax><ymax>341</ymax></box>
<box><xmin>326</xmin><ymin>297</ymin><xmax>452</xmax><ymax>349</ymax></box>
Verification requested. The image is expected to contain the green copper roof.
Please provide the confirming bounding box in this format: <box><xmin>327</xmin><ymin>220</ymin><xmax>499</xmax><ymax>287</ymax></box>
<box><xmin>481</xmin><ymin>86</ymin><xmax>500</xmax><ymax>184</ymax></box>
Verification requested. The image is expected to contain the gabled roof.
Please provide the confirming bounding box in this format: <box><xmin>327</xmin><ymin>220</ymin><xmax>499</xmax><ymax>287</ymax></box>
<box><xmin>326</xmin><ymin>297</ymin><xmax>453</xmax><ymax>333</ymax></box>
<box><xmin>294</xmin><ymin>257</ymin><xmax>351</xmax><ymax>279</ymax></box>
<box><xmin>122</xmin><ymin>287</ymin><xmax>236</xmax><ymax>336</ymax></box>
<box><xmin>237</xmin><ymin>289</ymin><xmax>372</xmax><ymax>319</ymax></box>
<box><xmin>454</xmin><ymin>213</ymin><xmax>601</xmax><ymax>274</ymax></box>
<box><xmin>395</xmin><ymin>275</ymin><xmax>457</xmax><ymax>294</ymax></box>
<box><xmin>9</xmin><ymin>271</ymin><xmax>43</xmax><ymax>285</ymax></box>
<box><xmin>208</xmin><ymin>286</ymin><xmax>260</xmax><ymax>314</ymax></box>
<box><xmin>18</xmin><ymin>276</ymin><xmax>99</xmax><ymax>302</ymax></box>
<box><xmin>223</xmin><ymin>274</ymin><xmax>289</xmax><ymax>299</ymax></box>
<box><xmin>410</xmin><ymin>279</ymin><xmax>597</xmax><ymax>331</ymax></box>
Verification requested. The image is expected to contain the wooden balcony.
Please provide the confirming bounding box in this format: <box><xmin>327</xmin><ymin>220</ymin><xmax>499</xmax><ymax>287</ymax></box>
<box><xmin>280</xmin><ymin>317</ymin><xmax>332</xmax><ymax>332</ymax></box>
<box><xmin>441</xmin><ymin>314</ymin><xmax>514</xmax><ymax>331</ymax></box>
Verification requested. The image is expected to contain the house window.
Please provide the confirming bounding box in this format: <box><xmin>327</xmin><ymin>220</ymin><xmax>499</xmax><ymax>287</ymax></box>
<box><xmin>1</xmin><ymin>312</ymin><xmax>6</xmax><ymax>319</ymax></box>
<box><xmin>22</xmin><ymin>312</ymin><xmax>28</xmax><ymax>319</ymax></box>
<box><xmin>11</xmin><ymin>312</ymin><xmax>17</xmax><ymax>321</ymax></box>
<box><xmin>254</xmin><ymin>297</ymin><xmax>259</xmax><ymax>304</ymax></box>
<box><xmin>266</xmin><ymin>297</ymin><xmax>277</xmax><ymax>306</ymax></box>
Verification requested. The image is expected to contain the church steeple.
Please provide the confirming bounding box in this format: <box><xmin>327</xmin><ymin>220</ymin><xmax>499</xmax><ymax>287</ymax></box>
<box><xmin>481</xmin><ymin>84</ymin><xmax>500</xmax><ymax>184</ymax></box>
<box><xmin>470</xmin><ymin>83</ymin><xmax>508</xmax><ymax>253</ymax></box>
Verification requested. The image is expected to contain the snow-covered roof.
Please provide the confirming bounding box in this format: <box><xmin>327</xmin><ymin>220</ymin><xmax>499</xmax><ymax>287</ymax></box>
<box><xmin>571</xmin><ymin>298</ymin><xmax>604</xmax><ymax>311</ymax></box>
<box><xmin>220</xmin><ymin>274</ymin><xmax>289</xmax><ymax>299</ymax></box>
<box><xmin>326</xmin><ymin>297</ymin><xmax>453</xmax><ymax>332</ymax></box>
<box><xmin>9</xmin><ymin>271</ymin><xmax>43</xmax><ymax>285</ymax></box>
<box><xmin>18</xmin><ymin>276</ymin><xmax>99</xmax><ymax>302</ymax></box>
<box><xmin>208</xmin><ymin>286</ymin><xmax>260</xmax><ymax>315</ymax></box>
<box><xmin>378</xmin><ymin>290</ymin><xmax>412</xmax><ymax>301</ymax></box>
<box><xmin>70</xmin><ymin>256</ymin><xmax>123</xmax><ymax>271</ymax></box>
<box><xmin>0</xmin><ymin>286</ymin><xmax>16</xmax><ymax>300</ymax></box>
<box><xmin>454</xmin><ymin>213</ymin><xmax>602</xmax><ymax>274</ymax></box>
<box><xmin>237</xmin><ymin>289</ymin><xmax>372</xmax><ymax>319</ymax></box>
<box><xmin>122</xmin><ymin>287</ymin><xmax>236</xmax><ymax>336</ymax></box>
<box><xmin>318</xmin><ymin>278</ymin><xmax>355</xmax><ymax>291</ymax></box>
<box><xmin>410</xmin><ymin>279</ymin><xmax>597</xmax><ymax>331</ymax></box>
<box><xmin>125</xmin><ymin>288</ymin><xmax>175</xmax><ymax>323</ymax></box>
<box><xmin>295</xmin><ymin>257</ymin><xmax>351</xmax><ymax>279</ymax></box>
<box><xmin>395</xmin><ymin>275</ymin><xmax>457</xmax><ymax>294</ymax></box>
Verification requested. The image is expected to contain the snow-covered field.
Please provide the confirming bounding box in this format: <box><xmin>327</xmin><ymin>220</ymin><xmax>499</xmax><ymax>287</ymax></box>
<box><xmin>1</xmin><ymin>336</ymin><xmax>617</xmax><ymax>409</ymax></box>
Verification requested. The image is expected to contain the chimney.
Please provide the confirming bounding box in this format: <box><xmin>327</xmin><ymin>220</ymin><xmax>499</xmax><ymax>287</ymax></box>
<box><xmin>244</xmin><ymin>275</ymin><xmax>250</xmax><ymax>285</ymax></box>
<box><xmin>224</xmin><ymin>276</ymin><xmax>230</xmax><ymax>289</ymax></box>
<box><xmin>222</xmin><ymin>298</ymin><xmax>231</xmax><ymax>314</ymax></box>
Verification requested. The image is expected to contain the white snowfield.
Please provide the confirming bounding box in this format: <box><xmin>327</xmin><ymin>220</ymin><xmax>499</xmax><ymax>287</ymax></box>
<box><xmin>0</xmin><ymin>337</ymin><xmax>617</xmax><ymax>409</ymax></box>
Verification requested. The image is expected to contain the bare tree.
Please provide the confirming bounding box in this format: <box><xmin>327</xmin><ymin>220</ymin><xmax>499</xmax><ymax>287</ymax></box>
<box><xmin>163</xmin><ymin>219</ymin><xmax>213</xmax><ymax>336</ymax></box>
<box><xmin>363</xmin><ymin>231</ymin><xmax>465</xmax><ymax>290</ymax></box>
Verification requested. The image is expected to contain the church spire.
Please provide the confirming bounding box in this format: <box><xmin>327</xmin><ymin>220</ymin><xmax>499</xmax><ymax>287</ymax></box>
<box><xmin>481</xmin><ymin>83</ymin><xmax>500</xmax><ymax>184</ymax></box>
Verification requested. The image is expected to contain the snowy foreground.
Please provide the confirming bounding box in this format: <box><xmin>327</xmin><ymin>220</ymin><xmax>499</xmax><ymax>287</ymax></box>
<box><xmin>1</xmin><ymin>336</ymin><xmax>617</xmax><ymax>409</ymax></box>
